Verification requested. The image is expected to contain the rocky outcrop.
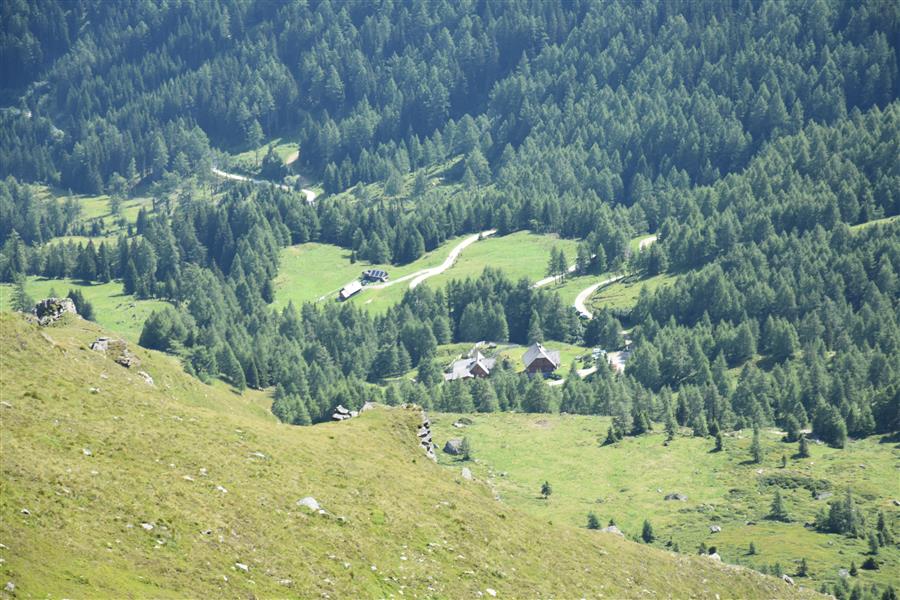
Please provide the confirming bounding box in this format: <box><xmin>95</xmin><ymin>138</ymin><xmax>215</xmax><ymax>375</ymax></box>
<box><xmin>664</xmin><ymin>492</ymin><xmax>688</xmax><ymax>501</ymax></box>
<box><xmin>443</xmin><ymin>438</ymin><xmax>464</xmax><ymax>455</ymax></box>
<box><xmin>90</xmin><ymin>336</ymin><xmax>140</xmax><ymax>368</ymax></box>
<box><xmin>600</xmin><ymin>525</ymin><xmax>624</xmax><ymax>537</ymax></box>
<box><xmin>418</xmin><ymin>412</ymin><xmax>436</xmax><ymax>461</ymax></box>
<box><xmin>32</xmin><ymin>298</ymin><xmax>76</xmax><ymax>325</ymax></box>
<box><xmin>331</xmin><ymin>404</ymin><xmax>359</xmax><ymax>421</ymax></box>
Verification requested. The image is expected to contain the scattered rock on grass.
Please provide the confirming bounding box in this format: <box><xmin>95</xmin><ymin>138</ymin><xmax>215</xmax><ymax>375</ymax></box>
<box><xmin>297</xmin><ymin>497</ymin><xmax>320</xmax><ymax>511</ymax></box>
<box><xmin>141</xmin><ymin>523</ymin><xmax>154</xmax><ymax>531</ymax></box>
<box><xmin>664</xmin><ymin>493</ymin><xmax>687</xmax><ymax>501</ymax></box>
<box><xmin>707</xmin><ymin>552</ymin><xmax>721</xmax><ymax>562</ymax></box>
<box><xmin>461</xmin><ymin>467</ymin><xmax>473</xmax><ymax>481</ymax></box>
<box><xmin>235</xmin><ymin>562</ymin><xmax>249</xmax><ymax>572</ymax></box>
<box><xmin>5</xmin><ymin>581</ymin><xmax>14</xmax><ymax>592</ymax></box>
<box><xmin>709</xmin><ymin>525</ymin><xmax>722</xmax><ymax>533</ymax></box>
<box><xmin>600</xmin><ymin>525</ymin><xmax>624</xmax><ymax>537</ymax></box>
<box><xmin>443</xmin><ymin>439</ymin><xmax>464</xmax><ymax>455</ymax></box>
<box><xmin>782</xmin><ymin>574</ymin><xmax>794</xmax><ymax>585</ymax></box>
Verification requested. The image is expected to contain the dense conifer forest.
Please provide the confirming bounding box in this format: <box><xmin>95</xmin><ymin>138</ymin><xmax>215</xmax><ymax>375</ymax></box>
<box><xmin>2</xmin><ymin>0</ymin><xmax>898</xmax><ymax>442</ymax></box>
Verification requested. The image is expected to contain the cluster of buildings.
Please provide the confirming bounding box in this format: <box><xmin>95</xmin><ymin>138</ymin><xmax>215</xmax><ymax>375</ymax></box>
<box><xmin>339</xmin><ymin>269</ymin><xmax>390</xmax><ymax>301</ymax></box>
<box><xmin>444</xmin><ymin>342</ymin><xmax>561</xmax><ymax>381</ymax></box>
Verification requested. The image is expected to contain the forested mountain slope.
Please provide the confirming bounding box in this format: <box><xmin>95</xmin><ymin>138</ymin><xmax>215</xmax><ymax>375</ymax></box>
<box><xmin>2</xmin><ymin>0</ymin><xmax>898</xmax><ymax>199</ymax></box>
<box><xmin>0</xmin><ymin>313</ymin><xmax>816</xmax><ymax>598</ymax></box>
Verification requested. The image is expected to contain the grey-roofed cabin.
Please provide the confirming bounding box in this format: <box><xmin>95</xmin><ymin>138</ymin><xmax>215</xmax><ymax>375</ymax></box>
<box><xmin>522</xmin><ymin>342</ymin><xmax>561</xmax><ymax>374</ymax></box>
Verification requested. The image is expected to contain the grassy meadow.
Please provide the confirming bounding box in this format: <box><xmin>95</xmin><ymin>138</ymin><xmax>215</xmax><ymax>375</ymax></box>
<box><xmin>421</xmin><ymin>231</ymin><xmax>582</xmax><ymax>290</ymax></box>
<box><xmin>275</xmin><ymin>231</ymin><xmax>584</xmax><ymax>313</ymax></box>
<box><xmin>273</xmin><ymin>235</ymin><xmax>468</xmax><ymax>309</ymax></box>
<box><xmin>30</xmin><ymin>184</ymin><xmax>154</xmax><ymax>239</ymax></box>
<box><xmin>430</xmin><ymin>412</ymin><xmax>900</xmax><ymax>591</ymax></box>
<box><xmin>0</xmin><ymin>313</ymin><xmax>811</xmax><ymax>598</ymax></box>
<box><xmin>0</xmin><ymin>277</ymin><xmax>168</xmax><ymax>341</ymax></box>
<box><xmin>228</xmin><ymin>138</ymin><xmax>300</xmax><ymax>174</ymax></box>
<box><xmin>588</xmin><ymin>272</ymin><xmax>677</xmax><ymax>312</ymax></box>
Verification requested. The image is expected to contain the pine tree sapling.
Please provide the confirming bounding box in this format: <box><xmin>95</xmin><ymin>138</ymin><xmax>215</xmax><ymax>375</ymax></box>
<box><xmin>750</xmin><ymin>425</ymin><xmax>764</xmax><ymax>464</ymax></box>
<box><xmin>587</xmin><ymin>512</ymin><xmax>600</xmax><ymax>530</ymax></box>
<box><xmin>768</xmin><ymin>490</ymin><xmax>789</xmax><ymax>522</ymax></box>
<box><xmin>642</xmin><ymin>519</ymin><xmax>655</xmax><ymax>543</ymax></box>
<box><xmin>603</xmin><ymin>426</ymin><xmax>618</xmax><ymax>446</ymax></box>
<box><xmin>748</xmin><ymin>541</ymin><xmax>757</xmax><ymax>555</ymax></box>
<box><xmin>460</xmin><ymin>437</ymin><xmax>472</xmax><ymax>461</ymax></box>
<box><xmin>797</xmin><ymin>558</ymin><xmax>809</xmax><ymax>577</ymax></box>
<box><xmin>798</xmin><ymin>434</ymin><xmax>810</xmax><ymax>458</ymax></box>
<box><xmin>861</xmin><ymin>557</ymin><xmax>878</xmax><ymax>570</ymax></box>
<box><xmin>540</xmin><ymin>481</ymin><xmax>552</xmax><ymax>499</ymax></box>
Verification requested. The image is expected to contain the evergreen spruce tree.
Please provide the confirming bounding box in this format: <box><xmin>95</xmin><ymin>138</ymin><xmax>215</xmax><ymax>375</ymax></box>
<box><xmin>868</xmin><ymin>531</ymin><xmax>880</xmax><ymax>555</ymax></box>
<box><xmin>587</xmin><ymin>512</ymin><xmax>600</xmax><ymax>530</ymax></box>
<box><xmin>11</xmin><ymin>276</ymin><xmax>33</xmax><ymax>312</ymax></box>
<box><xmin>67</xmin><ymin>288</ymin><xmax>94</xmax><ymax>320</ymax></box>
<box><xmin>768</xmin><ymin>490</ymin><xmax>789</xmax><ymax>522</ymax></box>
<box><xmin>798</xmin><ymin>434</ymin><xmax>811</xmax><ymax>458</ymax></box>
<box><xmin>714</xmin><ymin>432</ymin><xmax>724</xmax><ymax>452</ymax></box>
<box><xmin>750</xmin><ymin>425</ymin><xmax>764</xmax><ymax>463</ymax></box>
<box><xmin>460</xmin><ymin>437</ymin><xmax>471</xmax><ymax>461</ymax></box>
<box><xmin>527</xmin><ymin>310</ymin><xmax>544</xmax><ymax>344</ymax></box>
<box><xmin>416</xmin><ymin>353</ymin><xmax>442</xmax><ymax>388</ymax></box>
<box><xmin>642</xmin><ymin>520</ymin><xmax>655</xmax><ymax>543</ymax></box>
<box><xmin>541</xmin><ymin>481</ymin><xmax>552</xmax><ymax>499</ymax></box>
<box><xmin>603</xmin><ymin>426</ymin><xmax>618</xmax><ymax>446</ymax></box>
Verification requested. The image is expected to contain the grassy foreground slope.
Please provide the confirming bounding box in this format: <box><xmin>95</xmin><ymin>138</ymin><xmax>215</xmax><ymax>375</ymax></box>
<box><xmin>0</xmin><ymin>314</ymin><xmax>812</xmax><ymax>598</ymax></box>
<box><xmin>430</xmin><ymin>413</ymin><xmax>899</xmax><ymax>591</ymax></box>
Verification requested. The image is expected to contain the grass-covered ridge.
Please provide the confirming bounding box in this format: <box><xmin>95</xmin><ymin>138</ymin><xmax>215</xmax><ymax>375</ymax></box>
<box><xmin>430</xmin><ymin>412</ymin><xmax>900</xmax><ymax>592</ymax></box>
<box><xmin>0</xmin><ymin>313</ymin><xmax>814</xmax><ymax>598</ymax></box>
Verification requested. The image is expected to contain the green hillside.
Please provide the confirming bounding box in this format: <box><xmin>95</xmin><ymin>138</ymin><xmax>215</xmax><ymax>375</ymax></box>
<box><xmin>0</xmin><ymin>313</ymin><xmax>814</xmax><ymax>598</ymax></box>
<box><xmin>430</xmin><ymin>412</ymin><xmax>900</xmax><ymax>592</ymax></box>
<box><xmin>0</xmin><ymin>277</ymin><xmax>168</xmax><ymax>342</ymax></box>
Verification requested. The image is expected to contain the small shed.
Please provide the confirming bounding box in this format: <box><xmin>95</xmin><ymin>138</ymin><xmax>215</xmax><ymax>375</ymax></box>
<box><xmin>339</xmin><ymin>280</ymin><xmax>363</xmax><ymax>300</ymax></box>
<box><xmin>362</xmin><ymin>269</ymin><xmax>389</xmax><ymax>283</ymax></box>
<box><xmin>522</xmin><ymin>343</ymin><xmax>561</xmax><ymax>374</ymax></box>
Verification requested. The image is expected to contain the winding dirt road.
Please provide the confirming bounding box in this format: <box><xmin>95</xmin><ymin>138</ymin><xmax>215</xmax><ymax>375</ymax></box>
<box><xmin>359</xmin><ymin>229</ymin><xmax>496</xmax><ymax>292</ymax></box>
<box><xmin>571</xmin><ymin>234</ymin><xmax>659</xmax><ymax>318</ymax></box>
<box><xmin>573</xmin><ymin>274</ymin><xmax>625</xmax><ymax>319</ymax></box>
<box><xmin>211</xmin><ymin>167</ymin><xmax>318</xmax><ymax>204</ymax></box>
